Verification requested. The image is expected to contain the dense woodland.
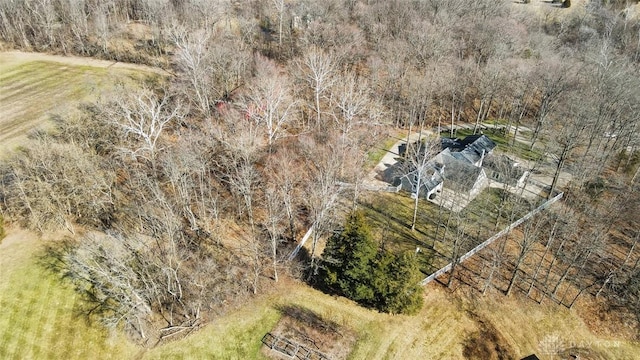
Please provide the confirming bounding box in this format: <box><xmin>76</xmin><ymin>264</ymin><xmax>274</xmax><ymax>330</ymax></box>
<box><xmin>0</xmin><ymin>0</ymin><xmax>639</xmax><ymax>343</ymax></box>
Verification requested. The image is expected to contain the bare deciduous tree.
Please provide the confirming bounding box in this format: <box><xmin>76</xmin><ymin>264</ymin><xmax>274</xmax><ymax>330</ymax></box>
<box><xmin>242</xmin><ymin>55</ymin><xmax>297</xmax><ymax>147</ymax></box>
<box><xmin>299</xmin><ymin>135</ymin><xmax>344</xmax><ymax>272</ymax></box>
<box><xmin>529</xmin><ymin>57</ymin><xmax>576</xmax><ymax>150</ymax></box>
<box><xmin>110</xmin><ymin>88</ymin><xmax>185</xmax><ymax>162</ymax></box>
<box><xmin>262</xmin><ymin>184</ymin><xmax>286</xmax><ymax>282</ymax></box>
<box><xmin>505</xmin><ymin>213</ymin><xmax>545</xmax><ymax>296</ymax></box>
<box><xmin>171</xmin><ymin>27</ymin><xmax>214</xmax><ymax>116</ymax></box>
<box><xmin>1</xmin><ymin>139</ymin><xmax>114</xmax><ymax>234</ymax></box>
<box><xmin>298</xmin><ymin>47</ymin><xmax>336</xmax><ymax>127</ymax></box>
<box><xmin>329</xmin><ymin>71</ymin><xmax>383</xmax><ymax>139</ymax></box>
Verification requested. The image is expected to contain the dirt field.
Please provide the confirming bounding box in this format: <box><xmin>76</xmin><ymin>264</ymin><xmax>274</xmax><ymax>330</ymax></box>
<box><xmin>0</xmin><ymin>51</ymin><xmax>163</xmax><ymax>155</ymax></box>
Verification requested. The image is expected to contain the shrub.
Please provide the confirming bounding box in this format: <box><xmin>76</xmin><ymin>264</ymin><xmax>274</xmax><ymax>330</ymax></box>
<box><xmin>372</xmin><ymin>251</ymin><xmax>424</xmax><ymax>315</ymax></box>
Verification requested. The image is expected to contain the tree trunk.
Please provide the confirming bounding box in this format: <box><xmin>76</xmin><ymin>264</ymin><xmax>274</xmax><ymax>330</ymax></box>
<box><xmin>549</xmin><ymin>145</ymin><xmax>569</xmax><ymax>199</ymax></box>
<box><xmin>528</xmin><ymin>219</ymin><xmax>558</xmax><ymax>297</ymax></box>
<box><xmin>506</xmin><ymin>257</ymin><xmax>523</xmax><ymax>296</ymax></box>
<box><xmin>411</xmin><ymin>124</ymin><xmax>425</xmax><ymax>231</ymax></box>
<box><xmin>473</xmin><ymin>99</ymin><xmax>484</xmax><ymax>135</ymax></box>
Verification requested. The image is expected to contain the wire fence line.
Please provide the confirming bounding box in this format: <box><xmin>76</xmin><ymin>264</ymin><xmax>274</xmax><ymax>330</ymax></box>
<box><xmin>287</xmin><ymin>183</ymin><xmax>563</xmax><ymax>287</ymax></box>
<box><xmin>420</xmin><ymin>191</ymin><xmax>564</xmax><ymax>286</ymax></box>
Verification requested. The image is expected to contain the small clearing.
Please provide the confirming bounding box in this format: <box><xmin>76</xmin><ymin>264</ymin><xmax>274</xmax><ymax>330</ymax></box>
<box><xmin>261</xmin><ymin>305</ymin><xmax>356</xmax><ymax>360</ymax></box>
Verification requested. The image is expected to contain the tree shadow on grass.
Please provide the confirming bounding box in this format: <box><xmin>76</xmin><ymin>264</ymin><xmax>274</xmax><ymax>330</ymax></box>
<box><xmin>37</xmin><ymin>237</ymin><xmax>75</xmax><ymax>279</ymax></box>
<box><xmin>462</xmin><ymin>312</ymin><xmax>516</xmax><ymax>360</ymax></box>
<box><xmin>36</xmin><ymin>238</ymin><xmax>107</xmax><ymax>326</ymax></box>
<box><xmin>274</xmin><ymin>304</ymin><xmax>341</xmax><ymax>334</ymax></box>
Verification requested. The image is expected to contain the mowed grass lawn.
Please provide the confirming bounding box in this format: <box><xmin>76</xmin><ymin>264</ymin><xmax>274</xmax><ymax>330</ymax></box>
<box><xmin>0</xmin><ymin>229</ymin><xmax>138</xmax><ymax>359</ymax></box>
<box><xmin>1</xmin><ymin>228</ymin><xmax>639</xmax><ymax>359</ymax></box>
<box><xmin>358</xmin><ymin>189</ymin><xmax>535</xmax><ymax>276</ymax></box>
<box><xmin>0</xmin><ymin>53</ymin><xmax>155</xmax><ymax>154</ymax></box>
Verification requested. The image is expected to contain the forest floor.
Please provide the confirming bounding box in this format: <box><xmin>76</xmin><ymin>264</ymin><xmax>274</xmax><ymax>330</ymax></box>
<box><xmin>0</xmin><ymin>51</ymin><xmax>163</xmax><ymax>155</ymax></box>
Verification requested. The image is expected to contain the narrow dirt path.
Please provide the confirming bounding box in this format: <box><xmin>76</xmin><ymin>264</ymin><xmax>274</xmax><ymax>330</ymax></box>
<box><xmin>0</xmin><ymin>50</ymin><xmax>173</xmax><ymax>76</ymax></box>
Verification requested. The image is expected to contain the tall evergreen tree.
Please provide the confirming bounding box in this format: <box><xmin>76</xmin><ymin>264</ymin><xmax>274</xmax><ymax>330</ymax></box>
<box><xmin>322</xmin><ymin>211</ymin><xmax>377</xmax><ymax>303</ymax></box>
<box><xmin>374</xmin><ymin>251</ymin><xmax>424</xmax><ymax>315</ymax></box>
<box><xmin>322</xmin><ymin>212</ymin><xmax>424</xmax><ymax>314</ymax></box>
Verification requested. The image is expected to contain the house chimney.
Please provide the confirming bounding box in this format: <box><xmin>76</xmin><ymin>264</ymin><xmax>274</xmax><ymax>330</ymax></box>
<box><xmin>479</xmin><ymin>149</ymin><xmax>485</xmax><ymax>167</ymax></box>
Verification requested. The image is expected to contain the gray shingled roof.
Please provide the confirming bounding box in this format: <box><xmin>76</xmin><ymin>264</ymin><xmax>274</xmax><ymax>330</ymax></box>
<box><xmin>435</xmin><ymin>150</ymin><xmax>484</xmax><ymax>192</ymax></box>
<box><xmin>441</xmin><ymin>134</ymin><xmax>497</xmax><ymax>165</ymax></box>
<box><xmin>399</xmin><ymin>135</ymin><xmax>496</xmax><ymax>197</ymax></box>
<box><xmin>460</xmin><ymin>135</ymin><xmax>496</xmax><ymax>164</ymax></box>
<box><xmin>483</xmin><ymin>154</ymin><xmax>526</xmax><ymax>183</ymax></box>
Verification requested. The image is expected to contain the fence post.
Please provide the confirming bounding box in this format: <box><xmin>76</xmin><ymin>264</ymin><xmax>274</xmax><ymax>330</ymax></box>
<box><xmin>287</xmin><ymin>226</ymin><xmax>315</xmax><ymax>261</ymax></box>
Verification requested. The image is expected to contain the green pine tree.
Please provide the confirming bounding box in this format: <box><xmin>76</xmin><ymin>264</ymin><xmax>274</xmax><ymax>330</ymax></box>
<box><xmin>322</xmin><ymin>211</ymin><xmax>377</xmax><ymax>303</ymax></box>
<box><xmin>380</xmin><ymin>251</ymin><xmax>424</xmax><ymax>315</ymax></box>
<box><xmin>322</xmin><ymin>212</ymin><xmax>424</xmax><ymax>314</ymax></box>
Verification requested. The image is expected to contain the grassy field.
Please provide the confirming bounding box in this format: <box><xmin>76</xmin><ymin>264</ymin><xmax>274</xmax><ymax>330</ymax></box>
<box><xmin>0</xmin><ymin>229</ymin><xmax>139</xmax><ymax>359</ymax></box>
<box><xmin>137</xmin><ymin>278</ymin><xmax>640</xmax><ymax>360</ymax></box>
<box><xmin>0</xmin><ymin>52</ymin><xmax>157</xmax><ymax>154</ymax></box>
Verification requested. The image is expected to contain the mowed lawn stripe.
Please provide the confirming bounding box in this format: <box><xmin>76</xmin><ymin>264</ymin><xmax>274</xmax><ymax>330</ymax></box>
<box><xmin>21</xmin><ymin>275</ymin><xmax>47</xmax><ymax>359</ymax></box>
<box><xmin>1</xmin><ymin>253</ymin><xmax>57</xmax><ymax>359</ymax></box>
<box><xmin>0</xmin><ymin>71</ymin><xmax>85</xmax><ymax>112</ymax></box>
<box><xmin>37</xmin><ymin>275</ymin><xmax>63</xmax><ymax>359</ymax></box>
<box><xmin>0</xmin><ymin>60</ymin><xmax>54</xmax><ymax>82</ymax></box>
<box><xmin>0</xmin><ymin>64</ymin><xmax>70</xmax><ymax>100</ymax></box>
<box><xmin>0</xmin><ymin>264</ymin><xmax>32</xmax><ymax>358</ymax></box>
<box><xmin>0</xmin><ymin>57</ymin><xmax>147</xmax><ymax>154</ymax></box>
<box><xmin>0</xmin><ymin>231</ymin><xmax>138</xmax><ymax>360</ymax></box>
<box><xmin>0</xmin><ymin>65</ymin><xmax>79</xmax><ymax>142</ymax></box>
